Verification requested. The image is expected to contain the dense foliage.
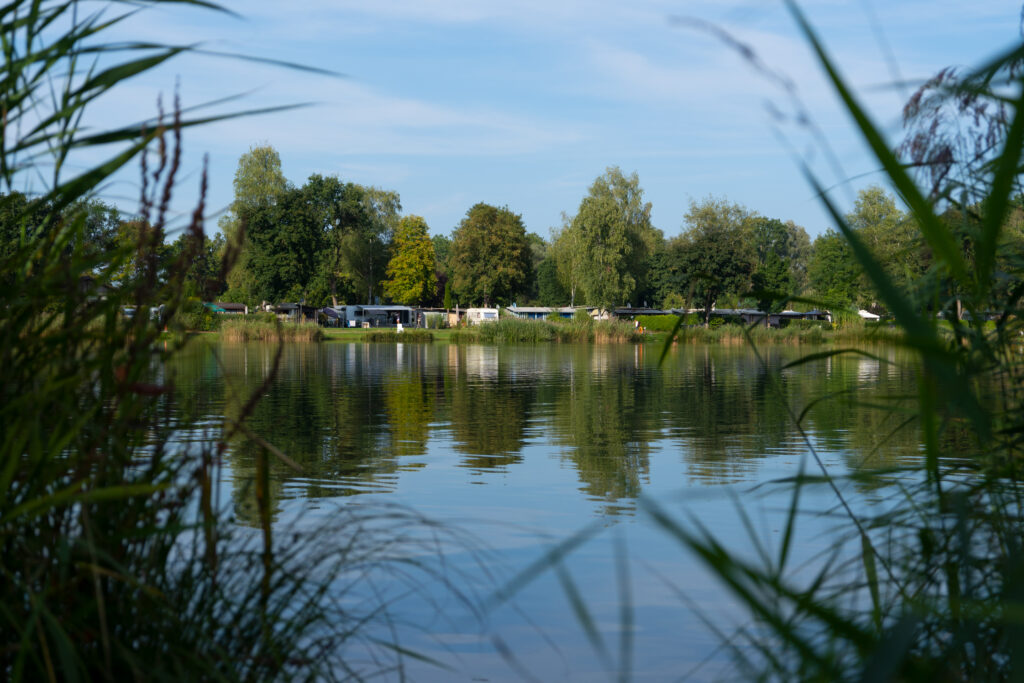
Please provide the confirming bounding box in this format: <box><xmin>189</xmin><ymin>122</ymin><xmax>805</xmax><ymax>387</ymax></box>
<box><xmin>448</xmin><ymin>202</ymin><xmax>532</xmax><ymax>307</ymax></box>
<box><xmin>384</xmin><ymin>215</ymin><xmax>437</xmax><ymax>305</ymax></box>
<box><xmin>5</xmin><ymin>140</ymin><xmax>975</xmax><ymax>319</ymax></box>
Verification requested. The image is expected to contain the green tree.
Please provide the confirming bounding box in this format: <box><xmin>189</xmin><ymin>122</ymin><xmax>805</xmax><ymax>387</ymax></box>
<box><xmin>550</xmin><ymin>218</ymin><xmax>585</xmax><ymax>306</ymax></box>
<box><xmin>431</xmin><ymin>233</ymin><xmax>454</xmax><ymax>308</ymax></box>
<box><xmin>807</xmin><ymin>228</ymin><xmax>860</xmax><ymax>308</ymax></box>
<box><xmin>0</xmin><ymin>193</ymin><xmax>120</xmax><ymax>269</ymax></box>
<box><xmin>536</xmin><ymin>255</ymin><xmax>568</xmax><ymax>305</ymax></box>
<box><xmin>748</xmin><ymin>216</ymin><xmax>810</xmax><ymax>313</ymax></box>
<box><xmin>678</xmin><ymin>197</ymin><xmax>755</xmax><ymax>324</ymax></box>
<box><xmin>449</xmin><ymin>203</ymin><xmax>532</xmax><ymax>306</ymax></box>
<box><xmin>567</xmin><ymin>167</ymin><xmax>660</xmax><ymax>309</ymax></box>
<box><xmin>787</xmin><ymin>220</ymin><xmax>813</xmax><ymax>293</ymax></box>
<box><xmin>242</xmin><ymin>185</ymin><xmax>323</xmax><ymax>303</ymax></box>
<box><xmin>645</xmin><ymin>242</ymin><xmax>689</xmax><ymax>309</ymax></box>
<box><xmin>232</xmin><ymin>144</ymin><xmax>288</xmax><ymax>215</ymax></box>
<box><xmin>302</xmin><ymin>174</ymin><xmax>365</xmax><ymax>306</ymax></box>
<box><xmin>384</xmin><ymin>215</ymin><xmax>437</xmax><ymax>305</ymax></box>
<box><xmin>222</xmin><ymin>145</ymin><xmax>289</xmax><ymax>303</ymax></box>
<box><xmin>523</xmin><ymin>231</ymin><xmax>548</xmax><ymax>302</ymax></box>
<box><xmin>109</xmin><ymin>218</ymin><xmax>175</xmax><ymax>292</ymax></box>
<box><xmin>848</xmin><ymin>186</ymin><xmax>926</xmax><ymax>308</ymax></box>
<box><xmin>432</xmin><ymin>233</ymin><xmax>452</xmax><ymax>274</ymax></box>
<box><xmin>341</xmin><ymin>186</ymin><xmax>400</xmax><ymax>303</ymax></box>
<box><xmin>169</xmin><ymin>229</ymin><xmax>226</xmax><ymax>300</ymax></box>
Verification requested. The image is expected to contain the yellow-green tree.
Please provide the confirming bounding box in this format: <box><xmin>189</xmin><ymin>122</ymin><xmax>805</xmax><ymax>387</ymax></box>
<box><xmin>384</xmin><ymin>215</ymin><xmax>436</xmax><ymax>305</ymax></box>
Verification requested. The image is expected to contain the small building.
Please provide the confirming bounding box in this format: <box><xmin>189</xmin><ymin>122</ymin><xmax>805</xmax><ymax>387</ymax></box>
<box><xmin>79</xmin><ymin>275</ymin><xmax>116</xmax><ymax>300</ymax></box>
<box><xmin>334</xmin><ymin>304</ymin><xmax>414</xmax><ymax>328</ymax></box>
<box><xmin>695</xmin><ymin>308</ymin><xmax>833</xmax><ymax>327</ymax></box>
<box><xmin>212</xmin><ymin>302</ymin><xmax>248</xmax><ymax>315</ymax></box>
<box><xmin>611</xmin><ymin>306</ymin><xmax>668</xmax><ymax>319</ymax></box>
<box><xmin>779</xmin><ymin>309</ymin><xmax>832</xmax><ymax>325</ymax></box>
<box><xmin>506</xmin><ymin>305</ymin><xmax>553</xmax><ymax>320</ymax></box>
<box><xmin>320</xmin><ymin>306</ymin><xmax>343</xmax><ymax>327</ymax></box>
<box><xmin>413</xmin><ymin>307</ymin><xmax>448</xmax><ymax>329</ymax></box>
<box><xmin>465</xmin><ymin>307</ymin><xmax>499</xmax><ymax>324</ymax></box>
<box><xmin>448</xmin><ymin>308</ymin><xmax>466</xmax><ymax>327</ymax></box>
<box><xmin>272</xmin><ymin>303</ymin><xmax>318</xmax><ymax>323</ymax></box>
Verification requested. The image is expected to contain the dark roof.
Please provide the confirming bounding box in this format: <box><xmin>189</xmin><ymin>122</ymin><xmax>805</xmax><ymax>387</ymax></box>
<box><xmin>352</xmin><ymin>305</ymin><xmax>414</xmax><ymax>312</ymax></box>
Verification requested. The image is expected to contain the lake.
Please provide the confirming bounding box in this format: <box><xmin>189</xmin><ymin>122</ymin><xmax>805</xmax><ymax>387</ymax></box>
<box><xmin>167</xmin><ymin>340</ymin><xmax>920</xmax><ymax>681</ymax></box>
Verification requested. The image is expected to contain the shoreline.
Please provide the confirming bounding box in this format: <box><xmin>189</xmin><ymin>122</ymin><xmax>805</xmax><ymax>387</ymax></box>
<box><xmin>174</xmin><ymin>325</ymin><xmax>905</xmax><ymax>346</ymax></box>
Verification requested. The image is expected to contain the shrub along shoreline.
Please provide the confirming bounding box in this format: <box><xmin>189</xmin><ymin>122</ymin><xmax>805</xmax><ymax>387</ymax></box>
<box><xmin>207</xmin><ymin>313</ymin><xmax>909</xmax><ymax>346</ymax></box>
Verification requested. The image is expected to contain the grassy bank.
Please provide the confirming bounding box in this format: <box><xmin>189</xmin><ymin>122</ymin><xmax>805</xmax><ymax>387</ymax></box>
<box><xmin>651</xmin><ymin>321</ymin><xmax>905</xmax><ymax>346</ymax></box>
<box><xmin>321</xmin><ymin>319</ymin><xmax>905</xmax><ymax>346</ymax></box>
<box><xmin>220</xmin><ymin>319</ymin><xmax>324</xmax><ymax>342</ymax></box>
<box><xmin>448</xmin><ymin>317</ymin><xmax>643</xmax><ymax>343</ymax></box>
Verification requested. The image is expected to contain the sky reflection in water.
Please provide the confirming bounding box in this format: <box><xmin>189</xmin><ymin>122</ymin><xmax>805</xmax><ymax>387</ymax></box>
<box><xmin>168</xmin><ymin>341</ymin><xmax>919</xmax><ymax>680</ymax></box>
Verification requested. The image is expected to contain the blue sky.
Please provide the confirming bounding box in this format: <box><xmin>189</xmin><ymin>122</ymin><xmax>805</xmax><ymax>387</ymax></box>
<box><xmin>83</xmin><ymin>1</ymin><xmax>1020</xmax><ymax>240</ymax></box>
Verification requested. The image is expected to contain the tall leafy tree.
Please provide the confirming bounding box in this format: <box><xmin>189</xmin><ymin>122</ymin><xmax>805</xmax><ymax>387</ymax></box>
<box><xmin>748</xmin><ymin>216</ymin><xmax>810</xmax><ymax>313</ymax></box>
<box><xmin>169</xmin><ymin>229</ymin><xmax>226</xmax><ymax>301</ymax></box>
<box><xmin>431</xmin><ymin>233</ymin><xmax>453</xmax><ymax>307</ymax></box>
<box><xmin>449</xmin><ymin>203</ymin><xmax>531</xmax><ymax>306</ymax></box>
<box><xmin>109</xmin><ymin>218</ymin><xmax>175</xmax><ymax>292</ymax></box>
<box><xmin>567</xmin><ymin>167</ymin><xmax>659</xmax><ymax>309</ymax></box>
<box><xmin>242</xmin><ymin>185</ymin><xmax>323</xmax><ymax>303</ymax></box>
<box><xmin>432</xmin><ymin>233</ymin><xmax>452</xmax><ymax>274</ymax></box>
<box><xmin>523</xmin><ymin>231</ymin><xmax>548</xmax><ymax>302</ymax></box>
<box><xmin>341</xmin><ymin>186</ymin><xmax>399</xmax><ymax>303</ymax></box>
<box><xmin>303</xmin><ymin>174</ymin><xmax>365</xmax><ymax>306</ymax></box>
<box><xmin>807</xmin><ymin>229</ymin><xmax>860</xmax><ymax>308</ymax></box>
<box><xmin>0</xmin><ymin>193</ymin><xmax>120</xmax><ymax>267</ymax></box>
<box><xmin>222</xmin><ymin>145</ymin><xmax>289</xmax><ymax>303</ymax></box>
<box><xmin>232</xmin><ymin>145</ymin><xmax>288</xmax><ymax>215</ymax></box>
<box><xmin>848</xmin><ymin>186</ymin><xmax>926</xmax><ymax>304</ymax></box>
<box><xmin>550</xmin><ymin>217</ymin><xmax>585</xmax><ymax>306</ymax></box>
<box><xmin>645</xmin><ymin>240</ymin><xmax>689</xmax><ymax>309</ymax></box>
<box><xmin>536</xmin><ymin>255</ymin><xmax>568</xmax><ymax>305</ymax></box>
<box><xmin>678</xmin><ymin>197</ymin><xmax>755</xmax><ymax>324</ymax></box>
<box><xmin>384</xmin><ymin>215</ymin><xmax>436</xmax><ymax>305</ymax></box>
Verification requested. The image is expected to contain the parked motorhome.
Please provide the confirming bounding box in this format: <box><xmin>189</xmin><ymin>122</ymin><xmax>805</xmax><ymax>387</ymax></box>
<box><xmin>465</xmin><ymin>307</ymin><xmax>499</xmax><ymax>324</ymax></box>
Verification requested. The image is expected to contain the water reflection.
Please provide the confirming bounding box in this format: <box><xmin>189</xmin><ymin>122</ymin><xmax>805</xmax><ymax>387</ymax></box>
<box><xmin>165</xmin><ymin>341</ymin><xmax>924</xmax><ymax>522</ymax></box>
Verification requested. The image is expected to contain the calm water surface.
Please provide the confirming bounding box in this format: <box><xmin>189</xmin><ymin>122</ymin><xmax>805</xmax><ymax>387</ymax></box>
<box><xmin>169</xmin><ymin>341</ymin><xmax>920</xmax><ymax>681</ymax></box>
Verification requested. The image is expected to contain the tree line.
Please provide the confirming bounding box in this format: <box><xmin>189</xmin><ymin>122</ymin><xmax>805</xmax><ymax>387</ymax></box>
<box><xmin>5</xmin><ymin>143</ymin><xmax>1022</xmax><ymax>317</ymax></box>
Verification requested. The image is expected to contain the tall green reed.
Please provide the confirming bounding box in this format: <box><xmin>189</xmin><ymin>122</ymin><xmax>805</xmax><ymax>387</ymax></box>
<box><xmin>643</xmin><ymin>4</ymin><xmax>1024</xmax><ymax>680</ymax></box>
<box><xmin>492</xmin><ymin>5</ymin><xmax>1024</xmax><ymax>680</ymax></box>
<box><xmin>220</xmin><ymin>318</ymin><xmax>325</xmax><ymax>342</ymax></box>
<box><xmin>0</xmin><ymin>2</ymin><xmax>473</xmax><ymax>679</ymax></box>
<box><xmin>450</xmin><ymin>317</ymin><xmax>641</xmax><ymax>344</ymax></box>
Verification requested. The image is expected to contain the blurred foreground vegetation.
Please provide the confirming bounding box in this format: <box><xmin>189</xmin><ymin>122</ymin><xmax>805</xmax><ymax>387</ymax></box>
<box><xmin>0</xmin><ymin>2</ymin><xmax>471</xmax><ymax>679</ymax></box>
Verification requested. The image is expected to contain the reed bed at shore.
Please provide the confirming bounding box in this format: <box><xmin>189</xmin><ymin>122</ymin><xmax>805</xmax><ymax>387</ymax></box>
<box><xmin>220</xmin><ymin>319</ymin><xmax>324</xmax><ymax>342</ymax></box>
<box><xmin>449</xmin><ymin>317</ymin><xmax>642</xmax><ymax>344</ymax></box>
<box><xmin>658</xmin><ymin>322</ymin><xmax>905</xmax><ymax>346</ymax></box>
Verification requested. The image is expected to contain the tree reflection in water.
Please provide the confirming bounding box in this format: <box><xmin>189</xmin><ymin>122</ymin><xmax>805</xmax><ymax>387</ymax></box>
<box><xmin>166</xmin><ymin>340</ymin><xmax>923</xmax><ymax>525</ymax></box>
